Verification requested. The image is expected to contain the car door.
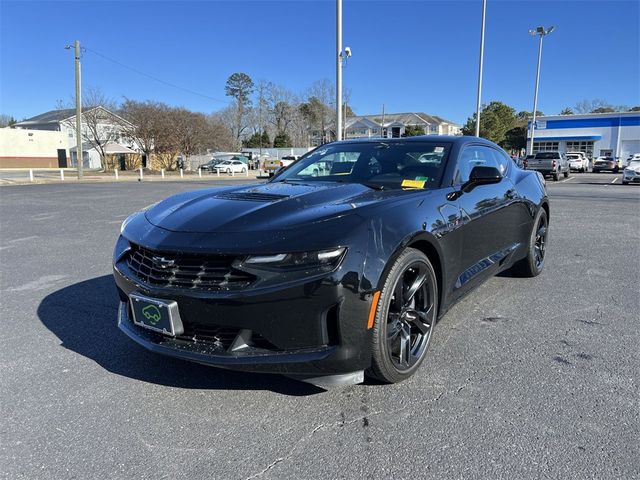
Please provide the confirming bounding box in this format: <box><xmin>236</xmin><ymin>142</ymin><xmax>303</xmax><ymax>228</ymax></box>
<box><xmin>452</xmin><ymin>145</ymin><xmax>518</xmax><ymax>296</ymax></box>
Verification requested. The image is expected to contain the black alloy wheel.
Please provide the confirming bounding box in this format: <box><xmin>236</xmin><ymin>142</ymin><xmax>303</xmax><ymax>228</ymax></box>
<box><xmin>533</xmin><ymin>214</ymin><xmax>547</xmax><ymax>270</ymax></box>
<box><xmin>368</xmin><ymin>248</ymin><xmax>437</xmax><ymax>383</ymax></box>
<box><xmin>512</xmin><ymin>208</ymin><xmax>548</xmax><ymax>277</ymax></box>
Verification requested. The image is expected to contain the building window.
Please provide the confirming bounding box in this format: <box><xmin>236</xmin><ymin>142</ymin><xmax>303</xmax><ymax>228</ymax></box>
<box><xmin>532</xmin><ymin>141</ymin><xmax>559</xmax><ymax>153</ymax></box>
<box><xmin>566</xmin><ymin>141</ymin><xmax>594</xmax><ymax>159</ymax></box>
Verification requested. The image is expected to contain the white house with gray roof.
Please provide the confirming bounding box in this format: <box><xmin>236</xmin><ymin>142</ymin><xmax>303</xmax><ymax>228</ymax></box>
<box><xmin>311</xmin><ymin>112</ymin><xmax>460</xmax><ymax>146</ymax></box>
<box><xmin>344</xmin><ymin>112</ymin><xmax>461</xmax><ymax>139</ymax></box>
<box><xmin>14</xmin><ymin>107</ymin><xmax>139</xmax><ymax>169</ymax></box>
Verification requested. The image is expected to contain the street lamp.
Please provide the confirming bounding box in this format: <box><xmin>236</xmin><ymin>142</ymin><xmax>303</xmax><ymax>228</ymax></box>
<box><xmin>528</xmin><ymin>25</ymin><xmax>555</xmax><ymax>155</ymax></box>
<box><xmin>336</xmin><ymin>0</ymin><xmax>343</xmax><ymax>141</ymax></box>
<box><xmin>474</xmin><ymin>0</ymin><xmax>487</xmax><ymax>137</ymax></box>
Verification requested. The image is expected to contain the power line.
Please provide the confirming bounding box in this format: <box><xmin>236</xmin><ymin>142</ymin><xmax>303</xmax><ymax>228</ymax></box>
<box><xmin>83</xmin><ymin>47</ymin><xmax>230</xmax><ymax>104</ymax></box>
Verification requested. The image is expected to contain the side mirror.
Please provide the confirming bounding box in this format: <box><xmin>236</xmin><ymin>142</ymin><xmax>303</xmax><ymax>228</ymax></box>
<box><xmin>461</xmin><ymin>166</ymin><xmax>502</xmax><ymax>192</ymax></box>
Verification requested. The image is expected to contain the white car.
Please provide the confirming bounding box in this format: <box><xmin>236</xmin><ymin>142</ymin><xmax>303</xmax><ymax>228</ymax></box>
<box><xmin>215</xmin><ymin>160</ymin><xmax>247</xmax><ymax>174</ymax></box>
<box><xmin>622</xmin><ymin>159</ymin><xmax>640</xmax><ymax>185</ymax></box>
<box><xmin>566</xmin><ymin>151</ymin><xmax>589</xmax><ymax>172</ymax></box>
<box><xmin>625</xmin><ymin>153</ymin><xmax>640</xmax><ymax>167</ymax></box>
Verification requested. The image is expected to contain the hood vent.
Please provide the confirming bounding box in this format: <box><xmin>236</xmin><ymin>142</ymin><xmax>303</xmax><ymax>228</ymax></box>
<box><xmin>215</xmin><ymin>191</ymin><xmax>290</xmax><ymax>202</ymax></box>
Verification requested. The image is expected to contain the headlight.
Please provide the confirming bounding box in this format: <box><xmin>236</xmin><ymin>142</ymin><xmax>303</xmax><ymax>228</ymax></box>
<box><xmin>242</xmin><ymin>247</ymin><xmax>346</xmax><ymax>271</ymax></box>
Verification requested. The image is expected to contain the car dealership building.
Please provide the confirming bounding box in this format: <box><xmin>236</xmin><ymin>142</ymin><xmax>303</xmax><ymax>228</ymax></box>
<box><xmin>527</xmin><ymin>111</ymin><xmax>640</xmax><ymax>160</ymax></box>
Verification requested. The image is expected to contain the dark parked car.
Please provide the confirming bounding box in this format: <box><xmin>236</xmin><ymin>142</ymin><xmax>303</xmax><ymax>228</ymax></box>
<box><xmin>592</xmin><ymin>156</ymin><xmax>620</xmax><ymax>173</ymax></box>
<box><xmin>114</xmin><ymin>136</ymin><xmax>549</xmax><ymax>387</ymax></box>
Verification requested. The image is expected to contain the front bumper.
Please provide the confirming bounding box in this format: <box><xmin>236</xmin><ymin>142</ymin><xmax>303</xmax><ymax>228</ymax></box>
<box><xmin>113</xmin><ymin>253</ymin><xmax>373</xmax><ymax>377</ymax></box>
<box><xmin>622</xmin><ymin>172</ymin><xmax>640</xmax><ymax>183</ymax></box>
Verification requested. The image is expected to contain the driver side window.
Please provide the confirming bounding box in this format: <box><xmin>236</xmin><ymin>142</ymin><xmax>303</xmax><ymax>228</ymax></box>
<box><xmin>457</xmin><ymin>146</ymin><xmax>501</xmax><ymax>184</ymax></box>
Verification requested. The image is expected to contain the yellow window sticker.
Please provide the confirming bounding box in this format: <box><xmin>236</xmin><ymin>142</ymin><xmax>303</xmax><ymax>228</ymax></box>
<box><xmin>401</xmin><ymin>179</ymin><xmax>426</xmax><ymax>189</ymax></box>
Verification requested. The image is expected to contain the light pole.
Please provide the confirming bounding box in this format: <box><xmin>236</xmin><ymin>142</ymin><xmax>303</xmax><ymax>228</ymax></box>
<box><xmin>474</xmin><ymin>0</ymin><xmax>487</xmax><ymax>137</ymax></box>
<box><xmin>335</xmin><ymin>0</ymin><xmax>351</xmax><ymax>142</ymax></box>
<box><xmin>65</xmin><ymin>40</ymin><xmax>83</xmax><ymax>179</ymax></box>
<box><xmin>336</xmin><ymin>0</ymin><xmax>342</xmax><ymax>141</ymax></box>
<box><xmin>528</xmin><ymin>25</ymin><xmax>555</xmax><ymax>155</ymax></box>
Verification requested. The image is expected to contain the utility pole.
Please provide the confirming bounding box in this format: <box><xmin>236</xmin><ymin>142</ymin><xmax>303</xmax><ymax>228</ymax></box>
<box><xmin>258</xmin><ymin>83</ymin><xmax>263</xmax><ymax>161</ymax></box>
<box><xmin>381</xmin><ymin>104</ymin><xmax>385</xmax><ymax>138</ymax></box>
<box><xmin>475</xmin><ymin>0</ymin><xmax>487</xmax><ymax>137</ymax></box>
<box><xmin>336</xmin><ymin>0</ymin><xmax>343</xmax><ymax>141</ymax></box>
<box><xmin>528</xmin><ymin>26</ymin><xmax>555</xmax><ymax>155</ymax></box>
<box><xmin>67</xmin><ymin>40</ymin><xmax>83</xmax><ymax>179</ymax></box>
<box><xmin>343</xmin><ymin>101</ymin><xmax>347</xmax><ymax>139</ymax></box>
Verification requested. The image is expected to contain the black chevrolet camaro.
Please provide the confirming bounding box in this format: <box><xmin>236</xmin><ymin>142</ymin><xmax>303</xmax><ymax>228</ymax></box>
<box><xmin>113</xmin><ymin>136</ymin><xmax>549</xmax><ymax>386</ymax></box>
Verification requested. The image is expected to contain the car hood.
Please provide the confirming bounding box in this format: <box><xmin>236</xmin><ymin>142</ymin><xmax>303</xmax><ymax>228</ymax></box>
<box><xmin>626</xmin><ymin>164</ymin><xmax>640</xmax><ymax>172</ymax></box>
<box><xmin>145</xmin><ymin>181</ymin><xmax>408</xmax><ymax>233</ymax></box>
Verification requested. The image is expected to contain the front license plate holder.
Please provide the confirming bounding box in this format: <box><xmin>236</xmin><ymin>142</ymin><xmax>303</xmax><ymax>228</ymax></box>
<box><xmin>129</xmin><ymin>293</ymin><xmax>184</xmax><ymax>336</ymax></box>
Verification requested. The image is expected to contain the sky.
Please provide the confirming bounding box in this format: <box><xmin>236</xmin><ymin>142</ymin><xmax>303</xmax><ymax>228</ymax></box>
<box><xmin>1</xmin><ymin>0</ymin><xmax>639</xmax><ymax>125</ymax></box>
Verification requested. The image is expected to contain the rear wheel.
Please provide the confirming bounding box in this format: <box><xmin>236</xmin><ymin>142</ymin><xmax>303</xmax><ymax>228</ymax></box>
<box><xmin>226</xmin><ymin>168</ymin><xmax>231</xmax><ymax>174</ymax></box>
<box><xmin>552</xmin><ymin>171</ymin><xmax>559</xmax><ymax>181</ymax></box>
<box><xmin>563</xmin><ymin>169</ymin><xmax>569</xmax><ymax>178</ymax></box>
<box><xmin>241</xmin><ymin>167</ymin><xmax>246</xmax><ymax>173</ymax></box>
<box><xmin>367</xmin><ymin>248</ymin><xmax>437</xmax><ymax>384</ymax></box>
<box><xmin>511</xmin><ymin>208</ymin><xmax>548</xmax><ymax>277</ymax></box>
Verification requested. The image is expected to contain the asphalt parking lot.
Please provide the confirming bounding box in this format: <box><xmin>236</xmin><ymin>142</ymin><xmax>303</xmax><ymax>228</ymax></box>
<box><xmin>1</xmin><ymin>172</ymin><xmax>638</xmax><ymax>479</ymax></box>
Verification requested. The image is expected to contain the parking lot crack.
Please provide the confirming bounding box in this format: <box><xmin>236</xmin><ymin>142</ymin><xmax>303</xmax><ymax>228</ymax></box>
<box><xmin>244</xmin><ymin>411</ymin><xmax>385</xmax><ymax>480</ymax></box>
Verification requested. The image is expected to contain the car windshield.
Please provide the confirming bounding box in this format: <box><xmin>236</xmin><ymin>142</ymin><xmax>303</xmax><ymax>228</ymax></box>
<box><xmin>272</xmin><ymin>141</ymin><xmax>452</xmax><ymax>190</ymax></box>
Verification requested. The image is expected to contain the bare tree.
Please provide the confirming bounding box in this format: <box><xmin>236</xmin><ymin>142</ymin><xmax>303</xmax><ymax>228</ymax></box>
<box><xmin>60</xmin><ymin>87</ymin><xmax>127</xmax><ymax>171</ymax></box>
<box><xmin>0</xmin><ymin>114</ymin><xmax>16</xmax><ymax>127</ymax></box>
<box><xmin>204</xmin><ymin>114</ymin><xmax>235</xmax><ymax>152</ymax></box>
<box><xmin>119</xmin><ymin>99</ymin><xmax>169</xmax><ymax>163</ymax></box>
<box><xmin>305</xmin><ymin>79</ymin><xmax>335</xmax><ymax>143</ymax></box>
<box><xmin>574</xmin><ymin>99</ymin><xmax>628</xmax><ymax>114</ymax></box>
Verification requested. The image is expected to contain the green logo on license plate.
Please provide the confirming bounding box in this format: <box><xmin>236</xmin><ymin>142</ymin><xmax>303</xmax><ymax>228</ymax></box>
<box><xmin>141</xmin><ymin>304</ymin><xmax>162</xmax><ymax>325</ymax></box>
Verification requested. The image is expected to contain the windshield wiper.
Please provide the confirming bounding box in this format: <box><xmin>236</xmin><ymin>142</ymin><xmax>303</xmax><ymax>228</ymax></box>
<box><xmin>359</xmin><ymin>181</ymin><xmax>385</xmax><ymax>191</ymax></box>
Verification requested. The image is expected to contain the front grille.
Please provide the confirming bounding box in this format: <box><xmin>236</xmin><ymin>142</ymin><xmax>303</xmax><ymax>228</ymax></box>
<box><xmin>178</xmin><ymin>323</ymin><xmax>280</xmax><ymax>351</ymax></box>
<box><xmin>179</xmin><ymin>324</ymin><xmax>241</xmax><ymax>348</ymax></box>
<box><xmin>215</xmin><ymin>191</ymin><xmax>289</xmax><ymax>202</ymax></box>
<box><xmin>125</xmin><ymin>243</ymin><xmax>255</xmax><ymax>291</ymax></box>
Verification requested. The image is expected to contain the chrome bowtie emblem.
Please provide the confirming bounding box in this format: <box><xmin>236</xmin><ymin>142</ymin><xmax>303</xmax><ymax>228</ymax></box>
<box><xmin>152</xmin><ymin>256</ymin><xmax>175</xmax><ymax>269</ymax></box>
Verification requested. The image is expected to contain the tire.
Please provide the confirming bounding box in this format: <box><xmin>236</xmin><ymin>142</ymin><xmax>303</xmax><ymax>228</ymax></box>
<box><xmin>563</xmin><ymin>169</ymin><xmax>569</xmax><ymax>178</ymax></box>
<box><xmin>622</xmin><ymin>180</ymin><xmax>629</xmax><ymax>185</ymax></box>
<box><xmin>552</xmin><ymin>171</ymin><xmax>559</xmax><ymax>181</ymax></box>
<box><xmin>226</xmin><ymin>168</ymin><xmax>231</xmax><ymax>174</ymax></box>
<box><xmin>511</xmin><ymin>208</ymin><xmax>548</xmax><ymax>278</ymax></box>
<box><xmin>367</xmin><ymin>248</ymin><xmax>438</xmax><ymax>384</ymax></box>
<box><xmin>614</xmin><ymin>167</ymin><xmax>619</xmax><ymax>173</ymax></box>
<box><xmin>241</xmin><ymin>168</ymin><xmax>246</xmax><ymax>173</ymax></box>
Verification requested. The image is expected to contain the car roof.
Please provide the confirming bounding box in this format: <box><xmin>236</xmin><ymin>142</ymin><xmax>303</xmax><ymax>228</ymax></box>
<box><xmin>331</xmin><ymin>135</ymin><xmax>499</xmax><ymax>149</ymax></box>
